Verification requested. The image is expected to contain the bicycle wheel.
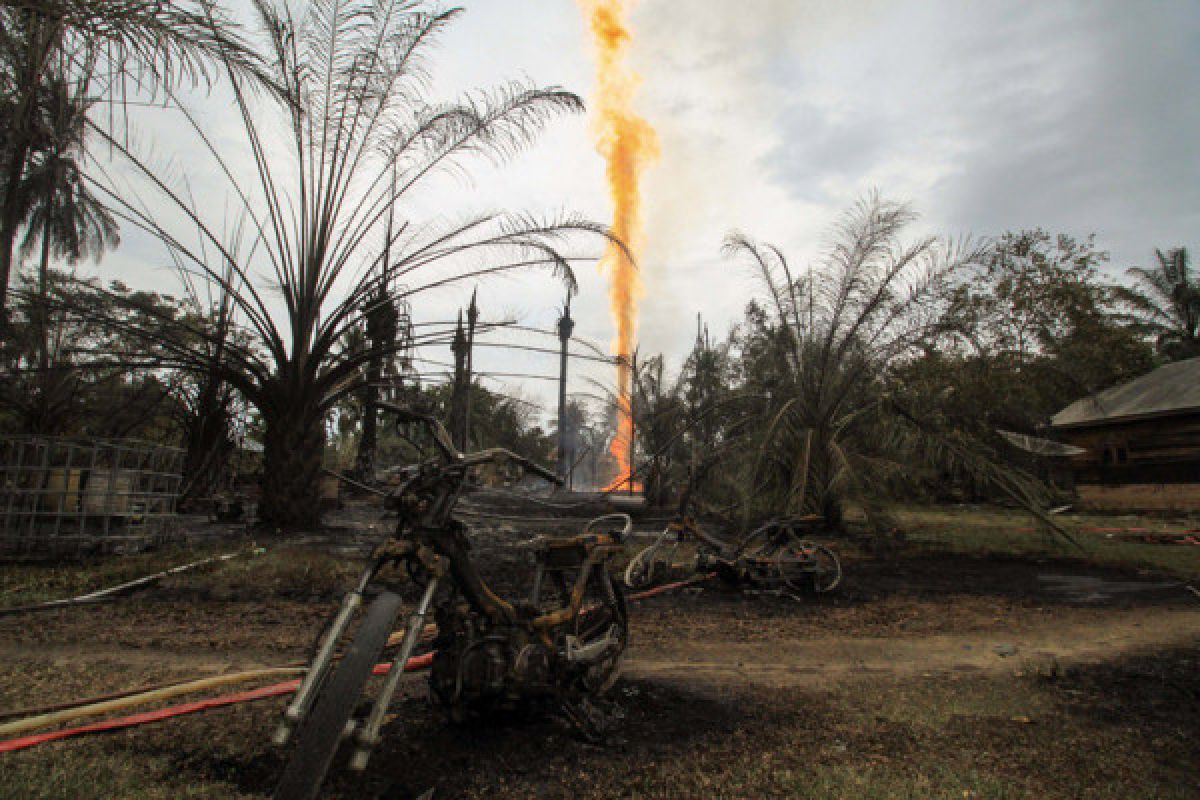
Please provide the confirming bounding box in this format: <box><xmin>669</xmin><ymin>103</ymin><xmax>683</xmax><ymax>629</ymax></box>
<box><xmin>574</xmin><ymin>568</ymin><xmax>628</xmax><ymax>694</ymax></box>
<box><xmin>806</xmin><ymin>544</ymin><xmax>842</xmax><ymax>593</ymax></box>
<box><xmin>623</xmin><ymin>542</ymin><xmax>660</xmax><ymax>589</ymax></box>
<box><xmin>735</xmin><ymin>520</ymin><xmax>786</xmax><ymax>560</ymax></box>
<box><xmin>274</xmin><ymin>591</ymin><xmax>404</xmax><ymax>800</ymax></box>
<box><xmin>776</xmin><ymin>541</ymin><xmax>842</xmax><ymax>594</ymax></box>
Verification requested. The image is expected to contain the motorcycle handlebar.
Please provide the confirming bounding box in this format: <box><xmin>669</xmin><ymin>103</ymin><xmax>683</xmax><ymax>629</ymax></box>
<box><xmin>379</xmin><ymin>402</ymin><xmax>562</xmax><ymax>486</ymax></box>
<box><xmin>464</xmin><ymin>448</ymin><xmax>562</xmax><ymax>486</ymax></box>
<box><xmin>515</xmin><ymin>455</ymin><xmax>562</xmax><ymax>486</ymax></box>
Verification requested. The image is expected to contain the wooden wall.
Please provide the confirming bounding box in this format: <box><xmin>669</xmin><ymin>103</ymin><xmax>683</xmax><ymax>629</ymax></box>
<box><xmin>1055</xmin><ymin>413</ymin><xmax>1200</xmax><ymax>486</ymax></box>
<box><xmin>1053</xmin><ymin>412</ymin><xmax>1200</xmax><ymax>511</ymax></box>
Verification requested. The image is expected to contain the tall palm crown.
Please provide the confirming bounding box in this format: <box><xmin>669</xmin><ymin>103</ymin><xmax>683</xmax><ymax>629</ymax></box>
<box><xmin>75</xmin><ymin>0</ymin><xmax>611</xmax><ymax>526</ymax></box>
<box><xmin>1125</xmin><ymin>247</ymin><xmax>1200</xmax><ymax>361</ymax></box>
<box><xmin>18</xmin><ymin>74</ymin><xmax>119</xmax><ymax>268</ymax></box>
<box><xmin>0</xmin><ymin>0</ymin><xmax>267</xmax><ymax>320</ymax></box>
<box><xmin>15</xmin><ymin>70</ymin><xmax>119</xmax><ymax>377</ymax></box>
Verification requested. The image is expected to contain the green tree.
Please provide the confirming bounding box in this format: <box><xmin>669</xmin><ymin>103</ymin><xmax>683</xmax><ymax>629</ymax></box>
<box><xmin>0</xmin><ymin>272</ymin><xmax>184</xmax><ymax>437</ymax></box>
<box><xmin>17</xmin><ymin>72</ymin><xmax>119</xmax><ymax>368</ymax></box>
<box><xmin>937</xmin><ymin>229</ymin><xmax>1153</xmax><ymax>431</ymax></box>
<box><xmin>552</xmin><ymin>397</ymin><xmax>591</xmax><ymax>488</ymax></box>
<box><xmin>630</xmin><ymin>354</ymin><xmax>686</xmax><ymax>506</ymax></box>
<box><xmin>1122</xmin><ymin>247</ymin><xmax>1200</xmax><ymax>361</ymax></box>
<box><xmin>0</xmin><ymin>0</ymin><xmax>265</xmax><ymax>319</ymax></box>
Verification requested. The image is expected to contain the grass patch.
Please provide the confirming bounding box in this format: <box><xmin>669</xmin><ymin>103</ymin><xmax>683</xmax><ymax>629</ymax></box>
<box><xmin>172</xmin><ymin>545</ymin><xmax>360</xmax><ymax>600</ymax></box>
<box><xmin>0</xmin><ymin>745</ymin><xmax>258</xmax><ymax>800</ymax></box>
<box><xmin>894</xmin><ymin>506</ymin><xmax>1200</xmax><ymax>580</ymax></box>
<box><xmin>0</xmin><ymin>541</ymin><xmax>246</xmax><ymax>607</ymax></box>
<box><xmin>0</xmin><ymin>539</ymin><xmax>364</xmax><ymax>610</ymax></box>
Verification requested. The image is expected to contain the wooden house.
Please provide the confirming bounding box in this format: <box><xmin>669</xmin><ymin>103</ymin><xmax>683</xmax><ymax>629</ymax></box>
<box><xmin>1048</xmin><ymin>357</ymin><xmax>1200</xmax><ymax>512</ymax></box>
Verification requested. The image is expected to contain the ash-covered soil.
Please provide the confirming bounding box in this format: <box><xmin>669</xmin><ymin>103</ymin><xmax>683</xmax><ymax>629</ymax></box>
<box><xmin>2</xmin><ymin>500</ymin><xmax>1198</xmax><ymax>798</ymax></box>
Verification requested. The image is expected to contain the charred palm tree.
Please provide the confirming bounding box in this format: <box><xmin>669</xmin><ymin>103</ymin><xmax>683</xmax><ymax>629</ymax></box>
<box><xmin>76</xmin><ymin>0</ymin><xmax>610</xmax><ymax>527</ymax></box>
<box><xmin>353</xmin><ymin>192</ymin><xmax>410</xmax><ymax>482</ymax></box>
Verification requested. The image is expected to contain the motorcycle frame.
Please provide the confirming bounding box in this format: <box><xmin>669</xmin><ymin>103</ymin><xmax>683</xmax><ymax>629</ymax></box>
<box><xmin>276</xmin><ymin>407</ymin><xmax>629</xmax><ymax>769</ymax></box>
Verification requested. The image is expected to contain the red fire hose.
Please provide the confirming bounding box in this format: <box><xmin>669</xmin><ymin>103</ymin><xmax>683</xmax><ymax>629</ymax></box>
<box><xmin>0</xmin><ymin>576</ymin><xmax>708</xmax><ymax>755</ymax></box>
<box><xmin>0</xmin><ymin>653</ymin><xmax>434</xmax><ymax>754</ymax></box>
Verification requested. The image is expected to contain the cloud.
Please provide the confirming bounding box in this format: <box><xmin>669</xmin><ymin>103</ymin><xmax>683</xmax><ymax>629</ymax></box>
<box><xmin>598</xmin><ymin>0</ymin><xmax>1200</xmax><ymax>374</ymax></box>
<box><xmin>74</xmin><ymin>0</ymin><xmax>1200</xmax><ymax>424</ymax></box>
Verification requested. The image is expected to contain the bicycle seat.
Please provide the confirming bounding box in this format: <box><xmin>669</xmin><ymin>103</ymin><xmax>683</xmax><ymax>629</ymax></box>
<box><xmin>527</xmin><ymin>533</ymin><xmax>620</xmax><ymax>568</ymax></box>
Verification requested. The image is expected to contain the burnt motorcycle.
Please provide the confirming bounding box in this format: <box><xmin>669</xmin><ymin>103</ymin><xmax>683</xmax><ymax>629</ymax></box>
<box><xmin>272</xmin><ymin>405</ymin><xmax>629</xmax><ymax>800</ymax></box>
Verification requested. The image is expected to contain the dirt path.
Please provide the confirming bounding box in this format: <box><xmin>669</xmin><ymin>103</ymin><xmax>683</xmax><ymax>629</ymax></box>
<box><xmin>627</xmin><ymin>606</ymin><xmax>1200</xmax><ymax>686</ymax></box>
<box><xmin>3</xmin><ymin>607</ymin><xmax>1197</xmax><ymax>694</ymax></box>
<box><xmin>0</xmin><ymin>641</ymin><xmax>293</xmax><ymax>674</ymax></box>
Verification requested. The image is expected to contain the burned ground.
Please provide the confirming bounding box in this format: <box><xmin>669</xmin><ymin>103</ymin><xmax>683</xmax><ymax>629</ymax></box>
<box><xmin>1</xmin><ymin>506</ymin><xmax>1198</xmax><ymax>798</ymax></box>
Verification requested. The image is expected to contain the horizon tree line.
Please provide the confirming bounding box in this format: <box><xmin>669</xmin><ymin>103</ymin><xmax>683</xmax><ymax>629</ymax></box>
<box><xmin>0</xmin><ymin>1</ymin><xmax>1196</xmax><ymax>533</ymax></box>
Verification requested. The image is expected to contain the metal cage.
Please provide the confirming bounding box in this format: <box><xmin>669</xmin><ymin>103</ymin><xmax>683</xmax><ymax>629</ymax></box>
<box><xmin>0</xmin><ymin>436</ymin><xmax>184</xmax><ymax>557</ymax></box>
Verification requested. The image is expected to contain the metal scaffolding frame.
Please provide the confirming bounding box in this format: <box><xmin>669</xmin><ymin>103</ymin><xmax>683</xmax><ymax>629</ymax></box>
<box><xmin>0</xmin><ymin>436</ymin><xmax>184</xmax><ymax>557</ymax></box>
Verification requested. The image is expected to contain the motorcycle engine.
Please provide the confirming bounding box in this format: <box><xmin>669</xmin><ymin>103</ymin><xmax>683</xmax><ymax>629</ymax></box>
<box><xmin>430</xmin><ymin>607</ymin><xmax>551</xmax><ymax>714</ymax></box>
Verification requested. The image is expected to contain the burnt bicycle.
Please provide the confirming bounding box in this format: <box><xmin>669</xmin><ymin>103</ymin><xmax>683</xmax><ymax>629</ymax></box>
<box><xmin>624</xmin><ymin>483</ymin><xmax>841</xmax><ymax>595</ymax></box>
<box><xmin>272</xmin><ymin>405</ymin><xmax>630</xmax><ymax>800</ymax></box>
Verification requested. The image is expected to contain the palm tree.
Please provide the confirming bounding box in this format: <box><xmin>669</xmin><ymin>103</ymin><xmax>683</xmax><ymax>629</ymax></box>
<box><xmin>1123</xmin><ymin>247</ymin><xmax>1200</xmax><ymax>361</ymax></box>
<box><xmin>0</xmin><ymin>0</ymin><xmax>267</xmax><ymax>321</ymax></box>
<box><xmin>72</xmin><ymin>0</ymin><xmax>613</xmax><ymax>528</ymax></box>
<box><xmin>724</xmin><ymin>194</ymin><xmax>1072</xmax><ymax>544</ymax></box>
<box><xmin>723</xmin><ymin>196</ymin><xmax>951</xmax><ymax>525</ymax></box>
<box><xmin>172</xmin><ymin>261</ymin><xmax>245</xmax><ymax>507</ymax></box>
<box><xmin>18</xmin><ymin>72</ymin><xmax>119</xmax><ymax>368</ymax></box>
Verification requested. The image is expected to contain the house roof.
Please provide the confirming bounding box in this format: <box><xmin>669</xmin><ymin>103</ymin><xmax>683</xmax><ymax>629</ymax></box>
<box><xmin>1050</xmin><ymin>357</ymin><xmax>1200</xmax><ymax>429</ymax></box>
<box><xmin>998</xmin><ymin>429</ymin><xmax>1086</xmax><ymax>456</ymax></box>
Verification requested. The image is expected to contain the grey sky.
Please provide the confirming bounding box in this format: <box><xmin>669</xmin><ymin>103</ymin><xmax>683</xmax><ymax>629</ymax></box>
<box><xmin>86</xmin><ymin>0</ymin><xmax>1200</xmax><ymax>423</ymax></box>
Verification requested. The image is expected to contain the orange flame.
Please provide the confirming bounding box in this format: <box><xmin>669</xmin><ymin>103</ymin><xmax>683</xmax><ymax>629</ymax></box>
<box><xmin>579</xmin><ymin>0</ymin><xmax>658</xmax><ymax>493</ymax></box>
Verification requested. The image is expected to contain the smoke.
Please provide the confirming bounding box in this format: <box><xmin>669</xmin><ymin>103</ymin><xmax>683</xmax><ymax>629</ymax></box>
<box><xmin>574</xmin><ymin>1</ymin><xmax>886</xmax><ymax>488</ymax></box>
<box><xmin>577</xmin><ymin>0</ymin><xmax>659</xmax><ymax>491</ymax></box>
<box><xmin>630</xmin><ymin>1</ymin><xmax>887</xmax><ymax>356</ymax></box>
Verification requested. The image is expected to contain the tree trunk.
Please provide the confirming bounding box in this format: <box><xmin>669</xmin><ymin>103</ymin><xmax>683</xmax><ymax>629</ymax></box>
<box><xmin>259</xmin><ymin>403</ymin><xmax>325</xmax><ymax>529</ymax></box>
<box><xmin>806</xmin><ymin>429</ymin><xmax>843</xmax><ymax>527</ymax></box>
<box><xmin>0</xmin><ymin>141</ymin><xmax>31</xmax><ymax>325</ymax></box>
<box><xmin>179</xmin><ymin>385</ymin><xmax>232</xmax><ymax>510</ymax></box>
<box><xmin>37</xmin><ymin>203</ymin><xmax>51</xmax><ymax>370</ymax></box>
<box><xmin>353</xmin><ymin>365</ymin><xmax>380</xmax><ymax>481</ymax></box>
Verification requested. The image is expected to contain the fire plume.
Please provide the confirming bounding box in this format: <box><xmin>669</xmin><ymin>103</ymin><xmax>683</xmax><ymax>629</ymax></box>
<box><xmin>578</xmin><ymin>0</ymin><xmax>658</xmax><ymax>493</ymax></box>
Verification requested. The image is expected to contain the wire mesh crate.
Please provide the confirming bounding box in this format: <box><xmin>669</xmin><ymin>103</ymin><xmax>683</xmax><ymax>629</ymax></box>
<box><xmin>0</xmin><ymin>437</ymin><xmax>185</xmax><ymax>557</ymax></box>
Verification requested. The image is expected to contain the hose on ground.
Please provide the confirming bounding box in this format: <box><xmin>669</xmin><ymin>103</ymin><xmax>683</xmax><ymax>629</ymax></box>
<box><xmin>0</xmin><ymin>668</ymin><xmax>306</xmax><ymax>738</ymax></box>
<box><xmin>0</xmin><ymin>570</ymin><xmax>709</xmax><ymax>753</ymax></box>
<box><xmin>0</xmin><ymin>552</ymin><xmax>245</xmax><ymax>617</ymax></box>
<box><xmin>0</xmin><ymin>655</ymin><xmax>434</xmax><ymax>755</ymax></box>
